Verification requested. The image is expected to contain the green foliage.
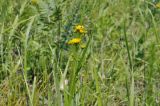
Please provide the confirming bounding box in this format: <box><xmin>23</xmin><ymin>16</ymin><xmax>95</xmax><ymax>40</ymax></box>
<box><xmin>0</xmin><ymin>0</ymin><xmax>160</xmax><ymax>106</ymax></box>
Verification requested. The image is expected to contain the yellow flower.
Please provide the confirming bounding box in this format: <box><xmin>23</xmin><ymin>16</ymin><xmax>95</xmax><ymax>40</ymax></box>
<box><xmin>74</xmin><ymin>25</ymin><xmax>86</xmax><ymax>34</ymax></box>
<box><xmin>67</xmin><ymin>38</ymin><xmax>81</xmax><ymax>45</ymax></box>
<box><xmin>31</xmin><ymin>0</ymin><xmax>38</xmax><ymax>4</ymax></box>
<box><xmin>156</xmin><ymin>2</ymin><xmax>160</xmax><ymax>8</ymax></box>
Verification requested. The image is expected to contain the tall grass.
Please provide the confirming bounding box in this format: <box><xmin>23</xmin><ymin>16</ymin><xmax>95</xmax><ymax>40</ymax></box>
<box><xmin>0</xmin><ymin>0</ymin><xmax>160</xmax><ymax>106</ymax></box>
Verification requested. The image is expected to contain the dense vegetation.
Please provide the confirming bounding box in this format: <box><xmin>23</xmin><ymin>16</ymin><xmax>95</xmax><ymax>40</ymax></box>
<box><xmin>0</xmin><ymin>0</ymin><xmax>160</xmax><ymax>105</ymax></box>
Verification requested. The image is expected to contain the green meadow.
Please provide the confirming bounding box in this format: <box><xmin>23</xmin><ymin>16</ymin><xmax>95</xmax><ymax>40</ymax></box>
<box><xmin>0</xmin><ymin>0</ymin><xmax>160</xmax><ymax>105</ymax></box>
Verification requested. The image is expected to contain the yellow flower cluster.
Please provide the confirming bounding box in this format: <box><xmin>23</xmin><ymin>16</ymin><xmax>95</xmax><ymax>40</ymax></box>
<box><xmin>74</xmin><ymin>25</ymin><xmax>86</xmax><ymax>34</ymax></box>
<box><xmin>67</xmin><ymin>24</ymin><xmax>86</xmax><ymax>48</ymax></box>
<box><xmin>67</xmin><ymin>38</ymin><xmax>81</xmax><ymax>45</ymax></box>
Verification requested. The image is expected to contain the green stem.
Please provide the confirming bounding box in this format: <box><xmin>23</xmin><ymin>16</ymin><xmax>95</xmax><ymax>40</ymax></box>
<box><xmin>124</xmin><ymin>21</ymin><xmax>134</xmax><ymax>106</ymax></box>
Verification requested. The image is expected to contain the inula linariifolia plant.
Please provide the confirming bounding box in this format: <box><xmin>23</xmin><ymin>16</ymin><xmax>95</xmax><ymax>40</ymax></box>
<box><xmin>1</xmin><ymin>0</ymin><xmax>160</xmax><ymax>106</ymax></box>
